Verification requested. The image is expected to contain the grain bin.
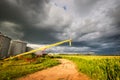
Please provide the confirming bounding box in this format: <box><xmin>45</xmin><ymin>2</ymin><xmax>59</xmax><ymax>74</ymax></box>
<box><xmin>26</xmin><ymin>46</ymin><xmax>33</xmax><ymax>52</ymax></box>
<box><xmin>9</xmin><ymin>40</ymin><xmax>27</xmax><ymax>56</ymax></box>
<box><xmin>0</xmin><ymin>34</ymin><xmax>11</xmax><ymax>59</ymax></box>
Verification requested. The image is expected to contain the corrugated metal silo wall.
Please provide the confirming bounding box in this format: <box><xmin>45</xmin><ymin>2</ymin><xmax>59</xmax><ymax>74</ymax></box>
<box><xmin>0</xmin><ymin>35</ymin><xmax>11</xmax><ymax>59</ymax></box>
<box><xmin>9</xmin><ymin>40</ymin><xmax>27</xmax><ymax>56</ymax></box>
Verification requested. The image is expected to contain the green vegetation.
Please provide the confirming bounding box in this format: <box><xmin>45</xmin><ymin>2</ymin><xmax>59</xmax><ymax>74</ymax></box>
<box><xmin>0</xmin><ymin>54</ymin><xmax>60</xmax><ymax>80</ymax></box>
<box><xmin>61</xmin><ymin>55</ymin><xmax>120</xmax><ymax>80</ymax></box>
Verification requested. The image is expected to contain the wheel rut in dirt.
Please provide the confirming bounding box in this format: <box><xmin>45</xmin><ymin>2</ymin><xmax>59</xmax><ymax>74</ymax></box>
<box><xmin>18</xmin><ymin>59</ymin><xmax>90</xmax><ymax>80</ymax></box>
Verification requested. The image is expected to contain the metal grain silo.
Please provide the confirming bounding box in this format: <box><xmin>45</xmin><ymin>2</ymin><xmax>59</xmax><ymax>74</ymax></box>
<box><xmin>9</xmin><ymin>40</ymin><xmax>27</xmax><ymax>56</ymax></box>
<box><xmin>26</xmin><ymin>47</ymin><xmax>33</xmax><ymax>52</ymax></box>
<box><xmin>0</xmin><ymin>34</ymin><xmax>11</xmax><ymax>59</ymax></box>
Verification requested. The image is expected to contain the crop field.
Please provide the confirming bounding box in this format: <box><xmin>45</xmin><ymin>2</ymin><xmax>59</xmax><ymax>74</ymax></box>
<box><xmin>61</xmin><ymin>55</ymin><xmax>120</xmax><ymax>80</ymax></box>
<box><xmin>0</xmin><ymin>54</ymin><xmax>60</xmax><ymax>80</ymax></box>
<box><xmin>0</xmin><ymin>54</ymin><xmax>119</xmax><ymax>80</ymax></box>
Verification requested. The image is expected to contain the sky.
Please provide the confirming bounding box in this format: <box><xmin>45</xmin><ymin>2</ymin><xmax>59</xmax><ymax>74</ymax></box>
<box><xmin>0</xmin><ymin>0</ymin><xmax>120</xmax><ymax>54</ymax></box>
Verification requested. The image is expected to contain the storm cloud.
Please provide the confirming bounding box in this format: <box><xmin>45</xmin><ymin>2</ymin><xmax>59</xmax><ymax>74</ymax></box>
<box><xmin>0</xmin><ymin>0</ymin><xmax>120</xmax><ymax>54</ymax></box>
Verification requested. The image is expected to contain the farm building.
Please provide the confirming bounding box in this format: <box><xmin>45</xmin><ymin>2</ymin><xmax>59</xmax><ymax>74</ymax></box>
<box><xmin>8</xmin><ymin>40</ymin><xmax>27</xmax><ymax>56</ymax></box>
<box><xmin>0</xmin><ymin>34</ymin><xmax>11</xmax><ymax>59</ymax></box>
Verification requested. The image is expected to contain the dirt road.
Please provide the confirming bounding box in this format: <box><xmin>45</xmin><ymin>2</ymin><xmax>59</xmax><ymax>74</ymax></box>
<box><xmin>18</xmin><ymin>59</ymin><xmax>90</xmax><ymax>80</ymax></box>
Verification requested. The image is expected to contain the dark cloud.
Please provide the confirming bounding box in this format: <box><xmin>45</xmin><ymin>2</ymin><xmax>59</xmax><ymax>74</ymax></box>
<box><xmin>0</xmin><ymin>0</ymin><xmax>72</xmax><ymax>43</ymax></box>
<box><xmin>0</xmin><ymin>0</ymin><xmax>26</xmax><ymax>23</ymax></box>
<box><xmin>22</xmin><ymin>26</ymin><xmax>59</xmax><ymax>44</ymax></box>
<box><xmin>0</xmin><ymin>0</ymin><xmax>120</xmax><ymax>54</ymax></box>
<box><xmin>0</xmin><ymin>0</ymin><xmax>49</xmax><ymax>23</ymax></box>
<box><xmin>0</xmin><ymin>0</ymin><xmax>60</xmax><ymax>42</ymax></box>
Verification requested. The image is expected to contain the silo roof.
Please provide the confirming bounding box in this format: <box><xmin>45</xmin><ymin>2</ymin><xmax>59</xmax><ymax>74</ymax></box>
<box><xmin>0</xmin><ymin>34</ymin><xmax>11</xmax><ymax>40</ymax></box>
<box><xmin>12</xmin><ymin>40</ymin><xmax>27</xmax><ymax>44</ymax></box>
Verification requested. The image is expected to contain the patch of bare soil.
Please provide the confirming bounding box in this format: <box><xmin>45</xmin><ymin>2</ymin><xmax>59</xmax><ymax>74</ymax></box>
<box><xmin>17</xmin><ymin>59</ymin><xmax>90</xmax><ymax>80</ymax></box>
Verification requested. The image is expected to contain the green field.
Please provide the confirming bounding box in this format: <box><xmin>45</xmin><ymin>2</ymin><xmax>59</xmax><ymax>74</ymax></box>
<box><xmin>0</xmin><ymin>54</ymin><xmax>120</xmax><ymax>80</ymax></box>
<box><xmin>61</xmin><ymin>55</ymin><xmax>120</xmax><ymax>80</ymax></box>
<box><xmin>0</xmin><ymin>55</ymin><xmax>60</xmax><ymax>80</ymax></box>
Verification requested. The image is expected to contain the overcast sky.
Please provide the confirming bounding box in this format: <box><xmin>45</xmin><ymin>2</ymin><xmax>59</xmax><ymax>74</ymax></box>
<box><xmin>0</xmin><ymin>0</ymin><xmax>120</xmax><ymax>54</ymax></box>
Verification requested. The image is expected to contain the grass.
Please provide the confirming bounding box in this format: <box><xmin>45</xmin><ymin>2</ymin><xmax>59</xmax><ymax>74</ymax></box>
<box><xmin>61</xmin><ymin>55</ymin><xmax>120</xmax><ymax>80</ymax></box>
<box><xmin>0</xmin><ymin>54</ymin><xmax>60</xmax><ymax>80</ymax></box>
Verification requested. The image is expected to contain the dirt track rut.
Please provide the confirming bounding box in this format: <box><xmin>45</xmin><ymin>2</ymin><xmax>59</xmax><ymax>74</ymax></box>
<box><xmin>18</xmin><ymin>59</ymin><xmax>90</xmax><ymax>80</ymax></box>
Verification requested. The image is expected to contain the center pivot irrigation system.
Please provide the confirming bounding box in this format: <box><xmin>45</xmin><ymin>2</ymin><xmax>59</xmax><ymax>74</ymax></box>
<box><xmin>5</xmin><ymin>39</ymin><xmax>72</xmax><ymax>61</ymax></box>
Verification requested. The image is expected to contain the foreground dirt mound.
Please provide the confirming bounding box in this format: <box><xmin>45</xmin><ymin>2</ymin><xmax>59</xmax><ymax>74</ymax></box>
<box><xmin>18</xmin><ymin>59</ymin><xmax>90</xmax><ymax>80</ymax></box>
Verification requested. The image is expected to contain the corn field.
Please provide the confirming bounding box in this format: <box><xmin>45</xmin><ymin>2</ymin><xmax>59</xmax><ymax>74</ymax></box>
<box><xmin>62</xmin><ymin>55</ymin><xmax>120</xmax><ymax>80</ymax></box>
